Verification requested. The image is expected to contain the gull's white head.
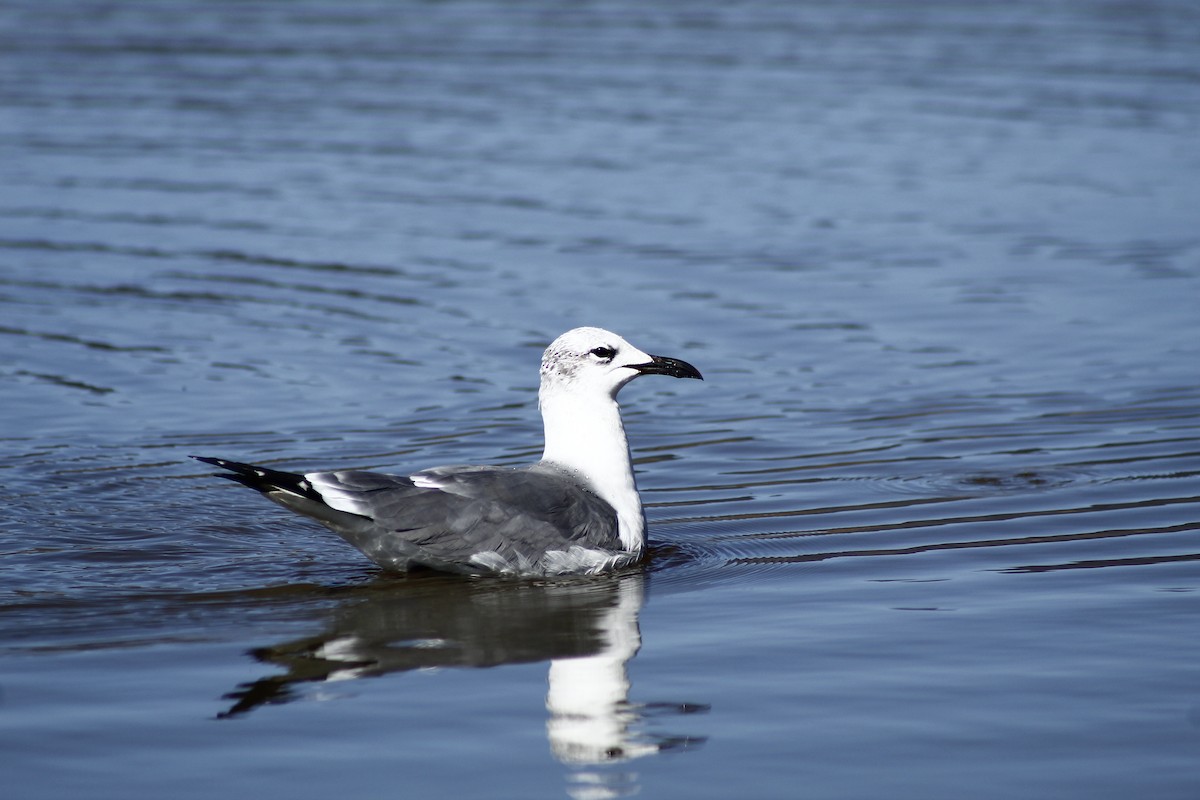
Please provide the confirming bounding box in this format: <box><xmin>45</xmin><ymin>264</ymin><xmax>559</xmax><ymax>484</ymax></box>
<box><xmin>539</xmin><ymin>327</ymin><xmax>703</xmax><ymax>402</ymax></box>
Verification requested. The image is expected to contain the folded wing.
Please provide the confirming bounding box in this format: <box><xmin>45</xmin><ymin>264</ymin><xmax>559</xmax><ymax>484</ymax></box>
<box><xmin>195</xmin><ymin>457</ymin><xmax>622</xmax><ymax>575</ymax></box>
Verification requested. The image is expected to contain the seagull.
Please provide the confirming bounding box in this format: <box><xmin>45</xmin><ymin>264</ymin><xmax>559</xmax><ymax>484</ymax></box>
<box><xmin>193</xmin><ymin>327</ymin><xmax>702</xmax><ymax>577</ymax></box>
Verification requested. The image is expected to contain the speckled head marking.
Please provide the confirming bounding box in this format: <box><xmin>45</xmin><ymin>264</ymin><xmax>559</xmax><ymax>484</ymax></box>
<box><xmin>540</xmin><ymin>327</ymin><xmax>630</xmax><ymax>387</ymax></box>
<box><xmin>539</xmin><ymin>327</ymin><xmax>703</xmax><ymax>402</ymax></box>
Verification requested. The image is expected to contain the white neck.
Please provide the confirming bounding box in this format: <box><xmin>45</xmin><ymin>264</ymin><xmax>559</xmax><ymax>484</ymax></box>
<box><xmin>539</xmin><ymin>391</ymin><xmax>645</xmax><ymax>552</ymax></box>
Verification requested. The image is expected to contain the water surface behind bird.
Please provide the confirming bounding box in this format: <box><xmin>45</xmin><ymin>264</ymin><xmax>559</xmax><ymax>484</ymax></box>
<box><xmin>1</xmin><ymin>2</ymin><xmax>1198</xmax><ymax>798</ymax></box>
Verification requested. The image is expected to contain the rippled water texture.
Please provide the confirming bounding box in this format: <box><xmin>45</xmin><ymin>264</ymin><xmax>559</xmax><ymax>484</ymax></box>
<box><xmin>2</xmin><ymin>2</ymin><xmax>1199</xmax><ymax>798</ymax></box>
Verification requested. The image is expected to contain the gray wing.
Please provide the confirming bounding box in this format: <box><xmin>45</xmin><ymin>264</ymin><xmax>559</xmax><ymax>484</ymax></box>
<box><xmin>300</xmin><ymin>464</ymin><xmax>620</xmax><ymax>575</ymax></box>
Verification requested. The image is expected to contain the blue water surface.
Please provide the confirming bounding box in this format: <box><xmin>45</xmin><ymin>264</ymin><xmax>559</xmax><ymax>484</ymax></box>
<box><xmin>1</xmin><ymin>2</ymin><xmax>1198</xmax><ymax>798</ymax></box>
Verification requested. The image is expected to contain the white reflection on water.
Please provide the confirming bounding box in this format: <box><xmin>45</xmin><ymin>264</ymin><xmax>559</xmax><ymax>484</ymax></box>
<box><xmin>215</xmin><ymin>572</ymin><xmax>704</xmax><ymax>797</ymax></box>
<box><xmin>547</xmin><ymin>575</ymin><xmax>659</xmax><ymax>799</ymax></box>
<box><xmin>547</xmin><ymin>577</ymin><xmax>652</xmax><ymax>764</ymax></box>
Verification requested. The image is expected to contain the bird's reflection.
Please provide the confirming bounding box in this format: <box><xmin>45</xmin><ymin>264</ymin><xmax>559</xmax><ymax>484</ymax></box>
<box><xmin>218</xmin><ymin>570</ymin><xmax>706</xmax><ymax>797</ymax></box>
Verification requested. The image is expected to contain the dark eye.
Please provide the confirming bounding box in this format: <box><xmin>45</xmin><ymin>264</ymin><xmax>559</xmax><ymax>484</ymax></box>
<box><xmin>590</xmin><ymin>346</ymin><xmax>617</xmax><ymax>361</ymax></box>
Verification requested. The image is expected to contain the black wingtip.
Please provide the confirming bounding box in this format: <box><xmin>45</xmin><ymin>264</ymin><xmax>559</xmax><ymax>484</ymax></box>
<box><xmin>190</xmin><ymin>455</ymin><xmax>224</xmax><ymax>468</ymax></box>
<box><xmin>191</xmin><ymin>455</ymin><xmax>268</xmax><ymax>475</ymax></box>
<box><xmin>190</xmin><ymin>455</ymin><xmax>320</xmax><ymax>501</ymax></box>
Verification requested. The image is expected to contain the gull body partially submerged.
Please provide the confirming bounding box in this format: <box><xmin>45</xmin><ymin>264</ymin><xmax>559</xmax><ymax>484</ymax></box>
<box><xmin>194</xmin><ymin>327</ymin><xmax>702</xmax><ymax>577</ymax></box>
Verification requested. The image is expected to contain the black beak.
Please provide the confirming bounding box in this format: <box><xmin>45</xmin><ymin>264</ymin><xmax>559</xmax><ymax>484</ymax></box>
<box><xmin>631</xmin><ymin>354</ymin><xmax>703</xmax><ymax>380</ymax></box>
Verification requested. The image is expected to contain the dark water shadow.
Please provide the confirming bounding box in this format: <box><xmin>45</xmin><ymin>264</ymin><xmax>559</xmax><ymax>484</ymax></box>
<box><xmin>215</xmin><ymin>569</ymin><xmax>707</xmax><ymax>780</ymax></box>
